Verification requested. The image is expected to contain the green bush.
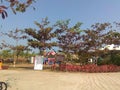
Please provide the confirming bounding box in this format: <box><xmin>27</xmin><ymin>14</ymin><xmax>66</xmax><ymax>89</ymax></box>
<box><xmin>110</xmin><ymin>55</ymin><xmax>120</xmax><ymax>66</ymax></box>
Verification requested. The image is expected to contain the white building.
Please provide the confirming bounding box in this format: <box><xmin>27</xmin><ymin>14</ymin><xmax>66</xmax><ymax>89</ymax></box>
<box><xmin>99</xmin><ymin>44</ymin><xmax>120</xmax><ymax>50</ymax></box>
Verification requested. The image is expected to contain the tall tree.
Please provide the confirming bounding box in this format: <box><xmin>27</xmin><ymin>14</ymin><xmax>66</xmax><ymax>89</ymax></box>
<box><xmin>25</xmin><ymin>17</ymin><xmax>56</xmax><ymax>55</ymax></box>
<box><xmin>82</xmin><ymin>22</ymin><xmax>120</xmax><ymax>65</ymax></box>
<box><xmin>78</xmin><ymin>23</ymin><xmax>111</xmax><ymax>64</ymax></box>
<box><xmin>101</xmin><ymin>23</ymin><xmax>120</xmax><ymax>65</ymax></box>
<box><xmin>54</xmin><ymin>20</ymin><xmax>83</xmax><ymax>62</ymax></box>
<box><xmin>103</xmin><ymin>22</ymin><xmax>120</xmax><ymax>45</ymax></box>
<box><xmin>83</xmin><ymin>23</ymin><xmax>111</xmax><ymax>51</ymax></box>
<box><xmin>1</xmin><ymin>29</ymin><xmax>28</xmax><ymax>67</ymax></box>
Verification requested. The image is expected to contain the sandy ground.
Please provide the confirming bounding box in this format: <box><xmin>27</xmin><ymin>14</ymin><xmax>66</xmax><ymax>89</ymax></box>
<box><xmin>0</xmin><ymin>68</ymin><xmax>120</xmax><ymax>90</ymax></box>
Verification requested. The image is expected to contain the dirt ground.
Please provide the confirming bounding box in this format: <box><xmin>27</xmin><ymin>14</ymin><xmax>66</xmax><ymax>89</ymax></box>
<box><xmin>0</xmin><ymin>64</ymin><xmax>120</xmax><ymax>90</ymax></box>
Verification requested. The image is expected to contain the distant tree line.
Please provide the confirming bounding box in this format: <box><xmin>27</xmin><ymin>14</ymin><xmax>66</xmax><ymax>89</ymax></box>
<box><xmin>1</xmin><ymin>18</ymin><xmax>120</xmax><ymax>66</ymax></box>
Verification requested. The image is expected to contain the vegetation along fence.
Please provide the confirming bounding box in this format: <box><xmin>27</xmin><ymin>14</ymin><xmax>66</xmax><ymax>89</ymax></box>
<box><xmin>57</xmin><ymin>64</ymin><xmax>120</xmax><ymax>72</ymax></box>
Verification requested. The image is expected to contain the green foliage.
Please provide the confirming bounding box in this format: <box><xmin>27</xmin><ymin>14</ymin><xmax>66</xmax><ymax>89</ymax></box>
<box><xmin>83</xmin><ymin>23</ymin><xmax>110</xmax><ymax>51</ymax></box>
<box><xmin>111</xmin><ymin>56</ymin><xmax>120</xmax><ymax>66</ymax></box>
<box><xmin>25</xmin><ymin>18</ymin><xmax>57</xmax><ymax>55</ymax></box>
<box><xmin>97</xmin><ymin>50</ymin><xmax>120</xmax><ymax>66</ymax></box>
<box><xmin>55</xmin><ymin>20</ymin><xmax>83</xmax><ymax>53</ymax></box>
<box><xmin>0</xmin><ymin>0</ymin><xmax>36</xmax><ymax>19</ymax></box>
<box><xmin>1</xmin><ymin>17</ymin><xmax>120</xmax><ymax>65</ymax></box>
<box><xmin>54</xmin><ymin>20</ymin><xmax>84</xmax><ymax>63</ymax></box>
<box><xmin>110</xmin><ymin>51</ymin><xmax>120</xmax><ymax>66</ymax></box>
<box><xmin>1</xmin><ymin>29</ymin><xmax>30</xmax><ymax>65</ymax></box>
<box><xmin>0</xmin><ymin>49</ymin><xmax>12</xmax><ymax>59</ymax></box>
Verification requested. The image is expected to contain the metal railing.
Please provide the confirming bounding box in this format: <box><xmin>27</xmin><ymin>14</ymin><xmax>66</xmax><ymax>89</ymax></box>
<box><xmin>0</xmin><ymin>82</ymin><xmax>7</xmax><ymax>90</ymax></box>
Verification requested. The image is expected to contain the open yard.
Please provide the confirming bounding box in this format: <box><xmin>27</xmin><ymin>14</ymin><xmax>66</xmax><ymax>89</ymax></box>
<box><xmin>0</xmin><ymin>64</ymin><xmax>120</xmax><ymax>90</ymax></box>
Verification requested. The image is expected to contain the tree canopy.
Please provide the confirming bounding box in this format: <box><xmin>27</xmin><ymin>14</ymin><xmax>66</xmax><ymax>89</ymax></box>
<box><xmin>0</xmin><ymin>0</ymin><xmax>36</xmax><ymax>19</ymax></box>
<box><xmin>25</xmin><ymin>17</ymin><xmax>56</xmax><ymax>54</ymax></box>
<box><xmin>1</xmin><ymin>16</ymin><xmax>120</xmax><ymax>65</ymax></box>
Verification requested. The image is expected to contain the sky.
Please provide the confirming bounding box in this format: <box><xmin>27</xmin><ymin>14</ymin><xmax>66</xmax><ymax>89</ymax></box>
<box><xmin>1</xmin><ymin>0</ymin><xmax>120</xmax><ymax>52</ymax></box>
